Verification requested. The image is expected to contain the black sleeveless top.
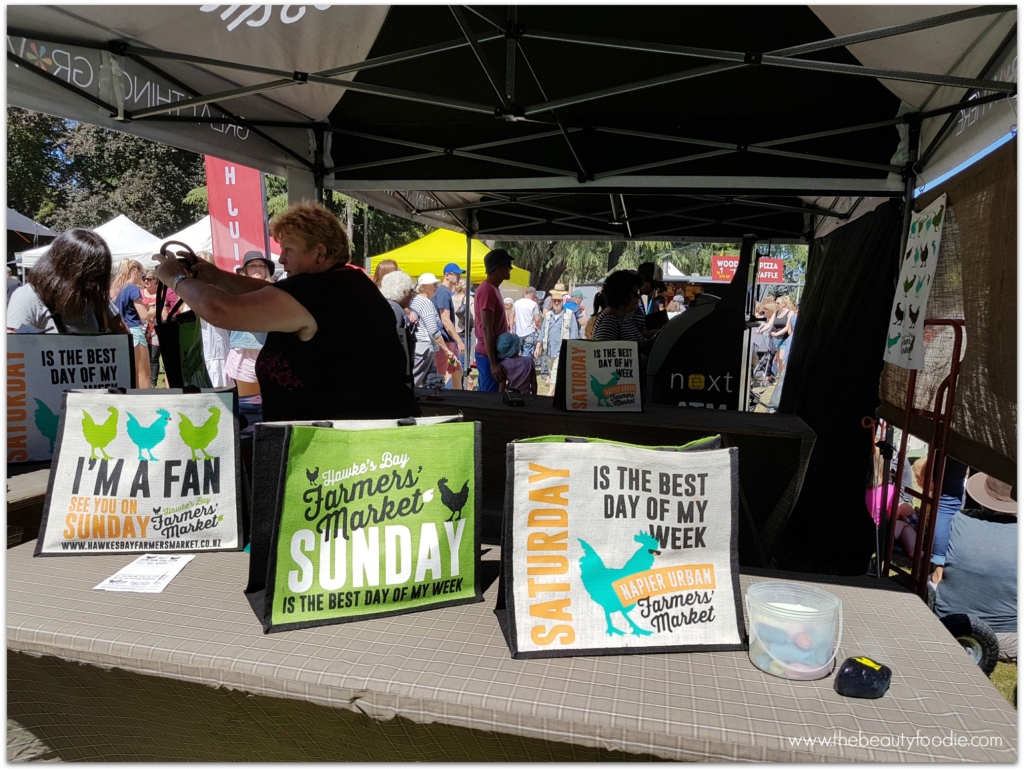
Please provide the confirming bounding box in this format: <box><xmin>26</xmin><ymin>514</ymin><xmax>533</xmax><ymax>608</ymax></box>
<box><xmin>255</xmin><ymin>266</ymin><xmax>419</xmax><ymax>422</ymax></box>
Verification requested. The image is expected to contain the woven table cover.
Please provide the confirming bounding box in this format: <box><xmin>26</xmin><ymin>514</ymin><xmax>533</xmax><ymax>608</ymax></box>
<box><xmin>7</xmin><ymin>543</ymin><xmax>1016</xmax><ymax>762</ymax></box>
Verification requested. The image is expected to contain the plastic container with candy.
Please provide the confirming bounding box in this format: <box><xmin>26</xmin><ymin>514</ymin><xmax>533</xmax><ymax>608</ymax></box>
<box><xmin>746</xmin><ymin>581</ymin><xmax>842</xmax><ymax>681</ymax></box>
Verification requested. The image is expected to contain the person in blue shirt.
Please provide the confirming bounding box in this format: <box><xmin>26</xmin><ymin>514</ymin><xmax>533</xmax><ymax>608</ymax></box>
<box><xmin>934</xmin><ymin>472</ymin><xmax>1017</xmax><ymax>662</ymax></box>
<box><xmin>110</xmin><ymin>259</ymin><xmax>155</xmax><ymax>388</ymax></box>
<box><xmin>432</xmin><ymin>262</ymin><xmax>466</xmax><ymax>389</ymax></box>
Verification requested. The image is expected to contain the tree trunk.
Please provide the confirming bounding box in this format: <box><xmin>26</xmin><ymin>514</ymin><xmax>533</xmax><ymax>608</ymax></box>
<box><xmin>346</xmin><ymin>201</ymin><xmax>354</xmax><ymax>244</ymax></box>
<box><xmin>607</xmin><ymin>242</ymin><xmax>626</xmax><ymax>272</ymax></box>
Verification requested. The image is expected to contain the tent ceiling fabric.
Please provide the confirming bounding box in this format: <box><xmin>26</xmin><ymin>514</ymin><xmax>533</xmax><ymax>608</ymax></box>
<box><xmin>7</xmin><ymin>5</ymin><xmax>1016</xmax><ymax>242</ymax></box>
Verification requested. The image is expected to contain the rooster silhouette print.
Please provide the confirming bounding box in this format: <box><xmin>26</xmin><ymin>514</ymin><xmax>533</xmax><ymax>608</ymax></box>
<box><xmin>919</xmin><ymin>242</ymin><xmax>928</xmax><ymax>269</ymax></box>
<box><xmin>126</xmin><ymin>410</ymin><xmax>171</xmax><ymax>462</ymax></box>
<box><xmin>579</xmin><ymin>531</ymin><xmax>662</xmax><ymax>637</ymax></box>
<box><xmin>438</xmin><ymin>477</ymin><xmax>470</xmax><ymax>521</ymax></box>
<box><xmin>887</xmin><ymin>332</ymin><xmax>902</xmax><ymax>349</ymax></box>
<box><xmin>178</xmin><ymin>406</ymin><xmax>221</xmax><ymax>461</ymax></box>
<box><xmin>915</xmin><ymin>275</ymin><xmax>925</xmax><ymax>296</ymax></box>
<box><xmin>82</xmin><ymin>407</ymin><xmax>118</xmax><ymax>460</ymax></box>
<box><xmin>908</xmin><ymin>305</ymin><xmax>920</xmax><ymax>328</ymax></box>
<box><xmin>893</xmin><ymin>303</ymin><xmax>904</xmax><ymax>325</ymax></box>
<box><xmin>33</xmin><ymin>398</ymin><xmax>60</xmax><ymax>454</ymax></box>
<box><xmin>591</xmin><ymin>371</ymin><xmax>621</xmax><ymax>407</ymax></box>
<box><xmin>306</xmin><ymin>466</ymin><xmax>319</xmax><ymax>484</ymax></box>
<box><xmin>932</xmin><ymin>204</ymin><xmax>945</xmax><ymax>229</ymax></box>
<box><xmin>902</xmin><ymin>275</ymin><xmax>916</xmax><ymax>296</ymax></box>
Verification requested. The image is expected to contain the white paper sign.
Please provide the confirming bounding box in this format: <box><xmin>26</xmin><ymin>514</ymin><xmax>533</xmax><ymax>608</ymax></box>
<box><xmin>94</xmin><ymin>553</ymin><xmax>196</xmax><ymax>593</ymax></box>
<box><xmin>6</xmin><ymin>333</ymin><xmax>134</xmax><ymax>462</ymax></box>
<box><xmin>36</xmin><ymin>390</ymin><xmax>242</xmax><ymax>555</ymax></box>
<box><xmin>502</xmin><ymin>439</ymin><xmax>745</xmax><ymax>657</ymax></box>
<box><xmin>556</xmin><ymin>339</ymin><xmax>642</xmax><ymax>412</ymax></box>
<box><xmin>884</xmin><ymin>194</ymin><xmax>947</xmax><ymax>370</ymax></box>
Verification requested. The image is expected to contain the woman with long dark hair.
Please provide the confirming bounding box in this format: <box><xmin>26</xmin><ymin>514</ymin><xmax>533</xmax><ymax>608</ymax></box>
<box><xmin>7</xmin><ymin>228</ymin><xmax>125</xmax><ymax>334</ymax></box>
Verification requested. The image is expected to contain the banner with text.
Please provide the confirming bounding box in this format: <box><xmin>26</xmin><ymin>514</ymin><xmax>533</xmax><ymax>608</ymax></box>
<box><xmin>35</xmin><ymin>390</ymin><xmax>243</xmax><ymax>555</ymax></box>
<box><xmin>245</xmin><ymin>417</ymin><xmax>482</xmax><ymax>633</ymax></box>
<box><xmin>205</xmin><ymin>155</ymin><xmax>268</xmax><ymax>273</ymax></box>
<box><xmin>496</xmin><ymin>435</ymin><xmax>745</xmax><ymax>659</ymax></box>
<box><xmin>712</xmin><ymin>255</ymin><xmax>783</xmax><ymax>284</ymax></box>
<box><xmin>552</xmin><ymin>340</ymin><xmax>642</xmax><ymax>412</ymax></box>
<box><xmin>7</xmin><ymin>334</ymin><xmax>134</xmax><ymax>463</ymax></box>
<box><xmin>883</xmin><ymin>194</ymin><xmax>946</xmax><ymax>370</ymax></box>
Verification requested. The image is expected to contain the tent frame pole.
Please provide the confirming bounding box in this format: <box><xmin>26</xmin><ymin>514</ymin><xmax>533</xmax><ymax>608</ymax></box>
<box><xmin>464</xmin><ymin>222</ymin><xmax>474</xmax><ymax>376</ymax></box>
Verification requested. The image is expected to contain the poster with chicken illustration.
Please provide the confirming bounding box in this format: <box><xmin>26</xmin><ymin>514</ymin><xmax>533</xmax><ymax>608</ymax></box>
<box><xmin>552</xmin><ymin>339</ymin><xmax>642</xmax><ymax>412</ymax></box>
<box><xmin>7</xmin><ymin>334</ymin><xmax>134</xmax><ymax>463</ymax></box>
<box><xmin>245</xmin><ymin>418</ymin><xmax>482</xmax><ymax>633</ymax></box>
<box><xmin>497</xmin><ymin>436</ymin><xmax>745</xmax><ymax>658</ymax></box>
<box><xmin>884</xmin><ymin>194</ymin><xmax>947</xmax><ymax>370</ymax></box>
<box><xmin>34</xmin><ymin>390</ymin><xmax>243</xmax><ymax>555</ymax></box>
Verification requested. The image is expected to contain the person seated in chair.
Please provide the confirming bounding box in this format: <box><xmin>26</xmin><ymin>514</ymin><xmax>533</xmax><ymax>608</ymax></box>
<box><xmin>933</xmin><ymin>472</ymin><xmax>1017</xmax><ymax>662</ymax></box>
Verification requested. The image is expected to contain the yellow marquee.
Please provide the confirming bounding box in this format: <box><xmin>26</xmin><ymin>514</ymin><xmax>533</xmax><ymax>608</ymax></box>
<box><xmin>369</xmin><ymin>229</ymin><xmax>531</xmax><ymax>288</ymax></box>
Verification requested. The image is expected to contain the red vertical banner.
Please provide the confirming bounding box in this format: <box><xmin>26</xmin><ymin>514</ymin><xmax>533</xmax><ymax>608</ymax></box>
<box><xmin>205</xmin><ymin>156</ymin><xmax>268</xmax><ymax>273</ymax></box>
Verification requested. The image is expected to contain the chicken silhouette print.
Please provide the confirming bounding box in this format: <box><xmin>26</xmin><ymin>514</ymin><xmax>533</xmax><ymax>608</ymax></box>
<box><xmin>919</xmin><ymin>242</ymin><xmax>928</xmax><ymax>269</ymax></box>
<box><xmin>306</xmin><ymin>466</ymin><xmax>319</xmax><ymax>484</ymax></box>
<box><xmin>82</xmin><ymin>407</ymin><xmax>118</xmax><ymax>460</ymax></box>
<box><xmin>908</xmin><ymin>305</ymin><xmax>920</xmax><ymax>328</ymax></box>
<box><xmin>438</xmin><ymin>477</ymin><xmax>470</xmax><ymax>521</ymax></box>
<box><xmin>126</xmin><ymin>410</ymin><xmax>171</xmax><ymax>462</ymax></box>
<box><xmin>902</xmin><ymin>275</ymin><xmax>916</xmax><ymax>296</ymax></box>
<box><xmin>591</xmin><ymin>371</ymin><xmax>620</xmax><ymax>407</ymax></box>
<box><xmin>33</xmin><ymin>398</ymin><xmax>60</xmax><ymax>454</ymax></box>
<box><xmin>887</xmin><ymin>332</ymin><xmax>902</xmax><ymax>349</ymax></box>
<box><xmin>932</xmin><ymin>204</ymin><xmax>945</xmax><ymax>229</ymax></box>
<box><xmin>178</xmin><ymin>406</ymin><xmax>221</xmax><ymax>461</ymax></box>
<box><xmin>915</xmin><ymin>275</ymin><xmax>925</xmax><ymax>296</ymax></box>
<box><xmin>893</xmin><ymin>303</ymin><xmax>904</xmax><ymax>325</ymax></box>
<box><xmin>579</xmin><ymin>531</ymin><xmax>661</xmax><ymax>636</ymax></box>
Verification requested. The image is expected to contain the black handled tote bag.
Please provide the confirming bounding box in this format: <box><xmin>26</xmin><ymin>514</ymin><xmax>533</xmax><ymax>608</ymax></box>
<box><xmin>245</xmin><ymin>415</ymin><xmax>483</xmax><ymax>633</ymax></box>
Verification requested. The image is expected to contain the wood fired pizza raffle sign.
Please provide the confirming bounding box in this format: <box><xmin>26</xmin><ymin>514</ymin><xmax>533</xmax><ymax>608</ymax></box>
<box><xmin>35</xmin><ymin>390</ymin><xmax>242</xmax><ymax>555</ymax></box>
<box><xmin>498</xmin><ymin>437</ymin><xmax>745</xmax><ymax>658</ymax></box>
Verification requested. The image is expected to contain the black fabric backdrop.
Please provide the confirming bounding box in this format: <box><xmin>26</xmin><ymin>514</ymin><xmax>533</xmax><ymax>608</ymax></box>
<box><xmin>774</xmin><ymin>200</ymin><xmax>902</xmax><ymax>574</ymax></box>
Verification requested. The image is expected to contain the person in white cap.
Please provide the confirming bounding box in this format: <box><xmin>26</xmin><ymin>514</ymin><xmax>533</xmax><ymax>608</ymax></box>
<box><xmin>934</xmin><ymin>471</ymin><xmax>1017</xmax><ymax>662</ymax></box>
<box><xmin>410</xmin><ymin>273</ymin><xmax>458</xmax><ymax>387</ymax></box>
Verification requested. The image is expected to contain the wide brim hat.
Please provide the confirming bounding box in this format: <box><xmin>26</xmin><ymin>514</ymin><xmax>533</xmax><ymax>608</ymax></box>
<box><xmin>965</xmin><ymin>472</ymin><xmax>1017</xmax><ymax>514</ymax></box>
<box><xmin>235</xmin><ymin>250</ymin><xmax>274</xmax><ymax>274</ymax></box>
<box><xmin>496</xmin><ymin>332</ymin><xmax>520</xmax><ymax>359</ymax></box>
<box><xmin>549</xmin><ymin>282</ymin><xmax>568</xmax><ymax>300</ymax></box>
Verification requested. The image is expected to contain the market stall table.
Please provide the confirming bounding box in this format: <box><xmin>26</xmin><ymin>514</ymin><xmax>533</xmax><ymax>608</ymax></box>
<box><xmin>416</xmin><ymin>390</ymin><xmax>815</xmax><ymax>565</ymax></box>
<box><xmin>7</xmin><ymin>544</ymin><xmax>1015</xmax><ymax>762</ymax></box>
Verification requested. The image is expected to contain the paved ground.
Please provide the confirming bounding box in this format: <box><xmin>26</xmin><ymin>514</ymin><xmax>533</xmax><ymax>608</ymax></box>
<box><xmin>7</xmin><ymin>720</ymin><xmax>61</xmax><ymax>762</ymax></box>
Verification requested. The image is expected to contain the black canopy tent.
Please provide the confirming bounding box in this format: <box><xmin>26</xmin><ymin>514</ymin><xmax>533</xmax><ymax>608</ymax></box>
<box><xmin>6</xmin><ymin>5</ymin><xmax>1016</xmax><ymax>243</ymax></box>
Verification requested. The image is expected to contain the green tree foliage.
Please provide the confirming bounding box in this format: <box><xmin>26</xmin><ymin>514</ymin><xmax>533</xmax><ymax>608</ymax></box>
<box><xmin>493</xmin><ymin>240</ymin><xmax>751</xmax><ymax>289</ymax></box>
<box><xmin>7</xmin><ymin>107</ymin><xmax>68</xmax><ymax>223</ymax></box>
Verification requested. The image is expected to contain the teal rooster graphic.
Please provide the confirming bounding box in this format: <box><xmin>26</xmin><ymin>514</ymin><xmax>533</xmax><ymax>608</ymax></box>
<box><xmin>902</xmin><ymin>275</ymin><xmax>917</xmax><ymax>296</ymax></box>
<box><xmin>579</xmin><ymin>531</ymin><xmax>661</xmax><ymax>637</ymax></box>
<box><xmin>915</xmin><ymin>276</ymin><xmax>925</xmax><ymax>295</ymax></box>
<box><xmin>82</xmin><ymin>407</ymin><xmax>118</xmax><ymax>460</ymax></box>
<box><xmin>590</xmin><ymin>371</ymin><xmax>620</xmax><ymax>407</ymax></box>
<box><xmin>911</xmin><ymin>247</ymin><xmax>919</xmax><ymax>264</ymax></box>
<box><xmin>33</xmin><ymin>398</ymin><xmax>60</xmax><ymax>454</ymax></box>
<box><xmin>178</xmin><ymin>406</ymin><xmax>221</xmax><ymax>461</ymax></box>
<box><xmin>127</xmin><ymin>410</ymin><xmax>171</xmax><ymax>461</ymax></box>
<box><xmin>887</xmin><ymin>332</ymin><xmax>902</xmax><ymax>349</ymax></box>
